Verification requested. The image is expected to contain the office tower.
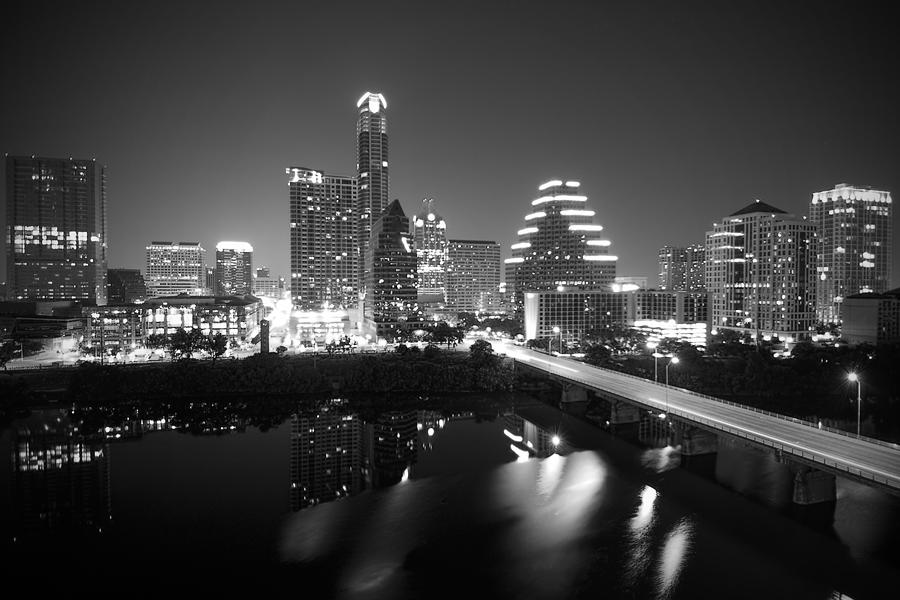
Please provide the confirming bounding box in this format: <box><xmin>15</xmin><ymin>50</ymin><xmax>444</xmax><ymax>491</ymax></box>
<box><xmin>658</xmin><ymin>244</ymin><xmax>706</xmax><ymax>291</ymax></box>
<box><xmin>215</xmin><ymin>241</ymin><xmax>253</xmax><ymax>296</ymax></box>
<box><xmin>287</xmin><ymin>167</ymin><xmax>358</xmax><ymax>309</ymax></box>
<box><xmin>658</xmin><ymin>246</ymin><xmax>686</xmax><ymax>290</ymax></box>
<box><xmin>706</xmin><ymin>200</ymin><xmax>816</xmax><ymax>340</ymax></box>
<box><xmin>252</xmin><ymin>267</ymin><xmax>284</xmax><ymax>298</ymax></box>
<box><xmin>411</xmin><ymin>198</ymin><xmax>448</xmax><ymax>303</ymax></box>
<box><xmin>684</xmin><ymin>244</ymin><xmax>706</xmax><ymax>291</ymax></box>
<box><xmin>107</xmin><ymin>268</ymin><xmax>147</xmax><ymax>304</ymax></box>
<box><xmin>356</xmin><ymin>92</ymin><xmax>389</xmax><ymax>288</ymax></box>
<box><xmin>447</xmin><ymin>240</ymin><xmax>501</xmax><ymax>313</ymax></box>
<box><xmin>364</xmin><ymin>199</ymin><xmax>422</xmax><ymax>338</ymax></box>
<box><xmin>5</xmin><ymin>155</ymin><xmax>108</xmax><ymax>304</ymax></box>
<box><xmin>506</xmin><ymin>179</ymin><xmax>617</xmax><ymax>310</ymax></box>
<box><xmin>144</xmin><ymin>241</ymin><xmax>206</xmax><ymax>298</ymax></box>
<box><xmin>810</xmin><ymin>183</ymin><xmax>893</xmax><ymax>324</ymax></box>
<box><xmin>205</xmin><ymin>267</ymin><xmax>215</xmax><ymax>295</ymax></box>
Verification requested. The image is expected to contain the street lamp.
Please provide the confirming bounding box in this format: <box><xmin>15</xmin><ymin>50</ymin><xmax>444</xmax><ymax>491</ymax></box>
<box><xmin>646</xmin><ymin>342</ymin><xmax>659</xmax><ymax>382</ymax></box>
<box><xmin>848</xmin><ymin>372</ymin><xmax>861</xmax><ymax>438</ymax></box>
<box><xmin>663</xmin><ymin>356</ymin><xmax>680</xmax><ymax>418</ymax></box>
<box><xmin>552</xmin><ymin>326</ymin><xmax>560</xmax><ymax>355</ymax></box>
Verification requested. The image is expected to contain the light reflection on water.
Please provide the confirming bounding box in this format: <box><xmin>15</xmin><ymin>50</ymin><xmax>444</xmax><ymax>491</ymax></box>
<box><xmin>656</xmin><ymin>517</ymin><xmax>694</xmax><ymax>599</ymax></box>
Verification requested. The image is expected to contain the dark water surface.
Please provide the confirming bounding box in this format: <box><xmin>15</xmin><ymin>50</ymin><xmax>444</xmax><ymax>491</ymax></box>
<box><xmin>2</xmin><ymin>394</ymin><xmax>898</xmax><ymax>598</ymax></box>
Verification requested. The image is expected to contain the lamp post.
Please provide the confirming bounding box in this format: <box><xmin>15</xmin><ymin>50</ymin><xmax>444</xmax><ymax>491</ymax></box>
<box><xmin>848</xmin><ymin>372</ymin><xmax>861</xmax><ymax>438</ymax></box>
<box><xmin>552</xmin><ymin>326</ymin><xmax>560</xmax><ymax>355</ymax></box>
<box><xmin>663</xmin><ymin>356</ymin><xmax>680</xmax><ymax>418</ymax></box>
<box><xmin>646</xmin><ymin>342</ymin><xmax>659</xmax><ymax>382</ymax></box>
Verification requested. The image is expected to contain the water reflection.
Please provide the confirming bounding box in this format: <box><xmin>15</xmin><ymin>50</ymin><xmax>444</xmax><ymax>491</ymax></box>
<box><xmin>624</xmin><ymin>485</ymin><xmax>659</xmax><ymax>591</ymax></box>
<box><xmin>657</xmin><ymin>517</ymin><xmax>694</xmax><ymax>599</ymax></box>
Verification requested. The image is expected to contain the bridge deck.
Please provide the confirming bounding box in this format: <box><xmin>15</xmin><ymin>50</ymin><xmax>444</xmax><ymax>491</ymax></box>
<box><xmin>510</xmin><ymin>348</ymin><xmax>900</xmax><ymax>494</ymax></box>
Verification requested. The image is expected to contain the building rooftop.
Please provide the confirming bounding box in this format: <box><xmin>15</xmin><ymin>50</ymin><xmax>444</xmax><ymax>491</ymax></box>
<box><xmin>729</xmin><ymin>200</ymin><xmax>788</xmax><ymax>217</ymax></box>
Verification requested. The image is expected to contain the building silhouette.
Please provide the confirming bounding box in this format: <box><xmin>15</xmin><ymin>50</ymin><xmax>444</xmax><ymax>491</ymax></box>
<box><xmin>364</xmin><ymin>199</ymin><xmax>423</xmax><ymax>340</ymax></box>
<box><xmin>706</xmin><ymin>200</ymin><xmax>816</xmax><ymax>340</ymax></box>
<box><xmin>505</xmin><ymin>179</ymin><xmax>617</xmax><ymax>312</ymax></box>
<box><xmin>106</xmin><ymin>268</ymin><xmax>147</xmax><ymax>304</ymax></box>
<box><xmin>411</xmin><ymin>198</ymin><xmax>449</xmax><ymax>304</ymax></box>
<box><xmin>215</xmin><ymin>241</ymin><xmax>253</xmax><ymax>296</ymax></box>
<box><xmin>145</xmin><ymin>241</ymin><xmax>206</xmax><ymax>297</ymax></box>
<box><xmin>5</xmin><ymin>155</ymin><xmax>108</xmax><ymax>304</ymax></box>
<box><xmin>447</xmin><ymin>240</ymin><xmax>501</xmax><ymax>313</ymax></box>
<box><xmin>287</xmin><ymin>167</ymin><xmax>358</xmax><ymax>310</ymax></box>
<box><xmin>810</xmin><ymin>183</ymin><xmax>893</xmax><ymax>324</ymax></box>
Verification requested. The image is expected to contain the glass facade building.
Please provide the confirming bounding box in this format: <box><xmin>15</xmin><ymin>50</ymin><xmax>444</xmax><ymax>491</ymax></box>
<box><xmin>810</xmin><ymin>183</ymin><xmax>893</xmax><ymax>324</ymax></box>
<box><xmin>356</xmin><ymin>92</ymin><xmax>389</xmax><ymax>290</ymax></box>
<box><xmin>505</xmin><ymin>180</ymin><xmax>617</xmax><ymax>312</ymax></box>
<box><xmin>5</xmin><ymin>155</ymin><xmax>108</xmax><ymax>304</ymax></box>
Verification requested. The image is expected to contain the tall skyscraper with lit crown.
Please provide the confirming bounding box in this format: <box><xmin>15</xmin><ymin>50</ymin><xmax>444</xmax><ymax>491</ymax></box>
<box><xmin>356</xmin><ymin>91</ymin><xmax>389</xmax><ymax>291</ymax></box>
<box><xmin>810</xmin><ymin>183</ymin><xmax>893</xmax><ymax>324</ymax></box>
<box><xmin>5</xmin><ymin>155</ymin><xmax>108</xmax><ymax>304</ymax></box>
<box><xmin>505</xmin><ymin>179</ymin><xmax>617</xmax><ymax>310</ymax></box>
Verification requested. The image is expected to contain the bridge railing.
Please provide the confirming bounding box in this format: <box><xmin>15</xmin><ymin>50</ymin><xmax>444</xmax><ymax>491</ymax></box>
<box><xmin>517</xmin><ymin>352</ymin><xmax>899</xmax><ymax>450</ymax></box>
<box><xmin>520</xmin><ymin>356</ymin><xmax>898</xmax><ymax>488</ymax></box>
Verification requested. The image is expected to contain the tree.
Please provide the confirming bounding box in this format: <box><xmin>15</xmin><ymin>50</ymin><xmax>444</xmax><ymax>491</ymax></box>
<box><xmin>168</xmin><ymin>328</ymin><xmax>206</xmax><ymax>360</ymax></box>
<box><xmin>0</xmin><ymin>339</ymin><xmax>17</xmax><ymax>370</ymax></box>
<box><xmin>584</xmin><ymin>343</ymin><xmax>611</xmax><ymax>367</ymax></box>
<box><xmin>469</xmin><ymin>339</ymin><xmax>495</xmax><ymax>364</ymax></box>
<box><xmin>276</xmin><ymin>345</ymin><xmax>288</xmax><ymax>355</ymax></box>
<box><xmin>423</xmin><ymin>344</ymin><xmax>442</xmax><ymax>360</ymax></box>
<box><xmin>205</xmin><ymin>332</ymin><xmax>229</xmax><ymax>362</ymax></box>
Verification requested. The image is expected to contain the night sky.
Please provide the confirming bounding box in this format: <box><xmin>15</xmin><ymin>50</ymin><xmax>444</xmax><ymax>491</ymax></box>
<box><xmin>2</xmin><ymin>0</ymin><xmax>898</xmax><ymax>287</ymax></box>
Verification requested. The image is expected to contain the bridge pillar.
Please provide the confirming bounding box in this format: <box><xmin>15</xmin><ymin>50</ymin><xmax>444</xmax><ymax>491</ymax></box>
<box><xmin>792</xmin><ymin>466</ymin><xmax>836</xmax><ymax>505</ymax></box>
<box><xmin>560</xmin><ymin>382</ymin><xmax>587</xmax><ymax>404</ymax></box>
<box><xmin>674</xmin><ymin>424</ymin><xmax>718</xmax><ymax>456</ymax></box>
<box><xmin>609</xmin><ymin>400</ymin><xmax>640</xmax><ymax>424</ymax></box>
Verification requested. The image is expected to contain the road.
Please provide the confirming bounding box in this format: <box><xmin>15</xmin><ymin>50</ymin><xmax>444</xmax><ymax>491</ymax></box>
<box><xmin>502</xmin><ymin>344</ymin><xmax>900</xmax><ymax>493</ymax></box>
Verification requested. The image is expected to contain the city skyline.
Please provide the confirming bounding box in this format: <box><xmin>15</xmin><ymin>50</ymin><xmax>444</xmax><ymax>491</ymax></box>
<box><xmin>2</xmin><ymin>1</ymin><xmax>898</xmax><ymax>287</ymax></box>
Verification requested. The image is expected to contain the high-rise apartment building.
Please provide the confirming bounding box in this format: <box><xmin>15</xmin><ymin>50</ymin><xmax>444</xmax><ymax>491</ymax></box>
<box><xmin>356</xmin><ymin>92</ymin><xmax>389</xmax><ymax>288</ymax></box>
<box><xmin>5</xmin><ymin>155</ymin><xmax>108</xmax><ymax>304</ymax></box>
<box><xmin>505</xmin><ymin>179</ymin><xmax>617</xmax><ymax>311</ymax></box>
<box><xmin>810</xmin><ymin>183</ymin><xmax>893</xmax><ymax>324</ymax></box>
<box><xmin>144</xmin><ymin>241</ymin><xmax>206</xmax><ymax>298</ymax></box>
<box><xmin>364</xmin><ymin>200</ymin><xmax>422</xmax><ymax>339</ymax></box>
<box><xmin>658</xmin><ymin>244</ymin><xmax>706</xmax><ymax>291</ymax></box>
<box><xmin>706</xmin><ymin>200</ymin><xmax>816</xmax><ymax>340</ymax></box>
<box><xmin>215</xmin><ymin>241</ymin><xmax>253</xmax><ymax>296</ymax></box>
<box><xmin>252</xmin><ymin>267</ymin><xmax>284</xmax><ymax>298</ymax></box>
<box><xmin>411</xmin><ymin>198</ymin><xmax>448</xmax><ymax>303</ymax></box>
<box><xmin>447</xmin><ymin>240</ymin><xmax>501</xmax><ymax>313</ymax></box>
<box><xmin>287</xmin><ymin>167</ymin><xmax>358</xmax><ymax>310</ymax></box>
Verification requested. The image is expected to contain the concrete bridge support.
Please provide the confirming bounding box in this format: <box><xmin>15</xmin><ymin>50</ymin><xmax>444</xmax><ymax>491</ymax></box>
<box><xmin>560</xmin><ymin>382</ymin><xmax>588</xmax><ymax>404</ymax></box>
<box><xmin>609</xmin><ymin>400</ymin><xmax>641</xmax><ymax>424</ymax></box>
<box><xmin>792</xmin><ymin>466</ymin><xmax>836</xmax><ymax>505</ymax></box>
<box><xmin>674</xmin><ymin>424</ymin><xmax>719</xmax><ymax>456</ymax></box>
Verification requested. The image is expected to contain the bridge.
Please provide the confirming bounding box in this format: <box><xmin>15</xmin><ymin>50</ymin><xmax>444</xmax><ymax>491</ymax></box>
<box><xmin>506</xmin><ymin>346</ymin><xmax>900</xmax><ymax>501</ymax></box>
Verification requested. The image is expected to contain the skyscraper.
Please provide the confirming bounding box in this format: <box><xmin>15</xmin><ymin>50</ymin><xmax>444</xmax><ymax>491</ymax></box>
<box><xmin>107</xmin><ymin>268</ymin><xmax>147</xmax><ymax>304</ymax></box>
<box><xmin>505</xmin><ymin>179</ymin><xmax>617</xmax><ymax>311</ymax></box>
<box><xmin>447</xmin><ymin>240</ymin><xmax>501</xmax><ymax>313</ymax></box>
<box><xmin>287</xmin><ymin>167</ymin><xmax>358</xmax><ymax>310</ymax></box>
<box><xmin>215</xmin><ymin>241</ymin><xmax>253</xmax><ymax>296</ymax></box>
<box><xmin>658</xmin><ymin>244</ymin><xmax>706</xmax><ymax>291</ymax></box>
<box><xmin>356</xmin><ymin>92</ymin><xmax>389</xmax><ymax>288</ymax></box>
<box><xmin>145</xmin><ymin>241</ymin><xmax>206</xmax><ymax>298</ymax></box>
<box><xmin>364</xmin><ymin>199</ymin><xmax>422</xmax><ymax>339</ymax></box>
<box><xmin>706</xmin><ymin>200</ymin><xmax>816</xmax><ymax>340</ymax></box>
<box><xmin>5</xmin><ymin>155</ymin><xmax>108</xmax><ymax>304</ymax></box>
<box><xmin>810</xmin><ymin>183</ymin><xmax>893</xmax><ymax>324</ymax></box>
<box><xmin>411</xmin><ymin>198</ymin><xmax>448</xmax><ymax>303</ymax></box>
